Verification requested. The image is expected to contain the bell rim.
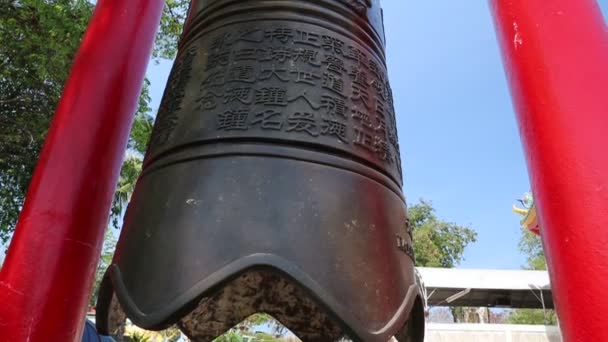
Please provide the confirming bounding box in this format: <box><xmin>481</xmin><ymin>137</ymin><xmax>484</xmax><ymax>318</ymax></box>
<box><xmin>98</xmin><ymin>253</ymin><xmax>421</xmax><ymax>341</ymax></box>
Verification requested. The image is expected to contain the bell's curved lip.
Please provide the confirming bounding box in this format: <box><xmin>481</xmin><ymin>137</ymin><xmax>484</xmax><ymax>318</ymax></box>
<box><xmin>106</xmin><ymin>253</ymin><xmax>420</xmax><ymax>341</ymax></box>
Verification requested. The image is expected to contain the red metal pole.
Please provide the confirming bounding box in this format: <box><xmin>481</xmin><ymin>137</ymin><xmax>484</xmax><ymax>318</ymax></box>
<box><xmin>0</xmin><ymin>0</ymin><xmax>163</xmax><ymax>340</ymax></box>
<box><xmin>490</xmin><ymin>0</ymin><xmax>608</xmax><ymax>340</ymax></box>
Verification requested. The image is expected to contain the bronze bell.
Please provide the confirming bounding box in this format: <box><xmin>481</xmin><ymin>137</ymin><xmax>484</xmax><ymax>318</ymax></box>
<box><xmin>96</xmin><ymin>0</ymin><xmax>425</xmax><ymax>341</ymax></box>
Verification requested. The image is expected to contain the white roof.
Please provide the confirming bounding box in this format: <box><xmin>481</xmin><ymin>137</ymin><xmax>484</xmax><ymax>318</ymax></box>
<box><xmin>416</xmin><ymin>268</ymin><xmax>553</xmax><ymax>308</ymax></box>
<box><xmin>417</xmin><ymin>267</ymin><xmax>551</xmax><ymax>290</ymax></box>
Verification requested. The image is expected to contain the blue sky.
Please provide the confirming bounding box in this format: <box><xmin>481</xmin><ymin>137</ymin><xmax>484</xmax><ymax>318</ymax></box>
<box><xmin>145</xmin><ymin>1</ymin><xmax>608</xmax><ymax>269</ymax></box>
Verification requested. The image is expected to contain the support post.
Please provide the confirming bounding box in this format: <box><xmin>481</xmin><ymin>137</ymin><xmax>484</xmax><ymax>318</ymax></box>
<box><xmin>0</xmin><ymin>0</ymin><xmax>164</xmax><ymax>340</ymax></box>
<box><xmin>490</xmin><ymin>0</ymin><xmax>608</xmax><ymax>340</ymax></box>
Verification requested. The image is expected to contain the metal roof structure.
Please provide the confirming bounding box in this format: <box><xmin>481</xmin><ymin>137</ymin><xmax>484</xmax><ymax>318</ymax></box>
<box><xmin>425</xmin><ymin>323</ymin><xmax>561</xmax><ymax>342</ymax></box>
<box><xmin>417</xmin><ymin>268</ymin><xmax>553</xmax><ymax>309</ymax></box>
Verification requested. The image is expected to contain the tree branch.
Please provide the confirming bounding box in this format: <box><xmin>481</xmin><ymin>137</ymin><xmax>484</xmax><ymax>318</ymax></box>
<box><xmin>165</xmin><ymin>2</ymin><xmax>182</xmax><ymax>27</ymax></box>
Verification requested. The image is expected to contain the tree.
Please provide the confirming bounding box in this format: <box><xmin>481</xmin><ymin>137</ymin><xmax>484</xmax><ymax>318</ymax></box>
<box><xmin>90</xmin><ymin>228</ymin><xmax>117</xmax><ymax>306</ymax></box>
<box><xmin>213</xmin><ymin>331</ymin><xmax>244</xmax><ymax>342</ymax></box>
<box><xmin>508</xmin><ymin>231</ymin><xmax>557</xmax><ymax>325</ymax></box>
<box><xmin>518</xmin><ymin>226</ymin><xmax>547</xmax><ymax>271</ymax></box>
<box><xmin>409</xmin><ymin>199</ymin><xmax>477</xmax><ymax>268</ymax></box>
<box><xmin>0</xmin><ymin>0</ymin><xmax>94</xmax><ymax>244</ymax></box>
<box><xmin>109</xmin><ymin>111</ymin><xmax>154</xmax><ymax>227</ymax></box>
<box><xmin>408</xmin><ymin>199</ymin><xmax>477</xmax><ymax>323</ymax></box>
<box><xmin>0</xmin><ymin>0</ymin><xmax>189</xmax><ymax>244</ymax></box>
<box><xmin>507</xmin><ymin>194</ymin><xmax>557</xmax><ymax>325</ymax></box>
<box><xmin>508</xmin><ymin>308</ymin><xmax>557</xmax><ymax>325</ymax></box>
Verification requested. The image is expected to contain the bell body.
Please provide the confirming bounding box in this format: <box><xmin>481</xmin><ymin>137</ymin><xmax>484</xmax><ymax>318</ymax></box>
<box><xmin>97</xmin><ymin>1</ymin><xmax>424</xmax><ymax>341</ymax></box>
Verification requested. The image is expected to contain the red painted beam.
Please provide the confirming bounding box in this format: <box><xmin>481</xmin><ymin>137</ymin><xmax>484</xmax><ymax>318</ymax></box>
<box><xmin>490</xmin><ymin>0</ymin><xmax>608</xmax><ymax>340</ymax></box>
<box><xmin>0</xmin><ymin>0</ymin><xmax>163</xmax><ymax>340</ymax></box>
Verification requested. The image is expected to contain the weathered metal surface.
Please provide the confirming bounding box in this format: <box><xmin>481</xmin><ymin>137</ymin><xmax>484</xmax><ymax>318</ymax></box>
<box><xmin>97</xmin><ymin>1</ymin><xmax>423</xmax><ymax>341</ymax></box>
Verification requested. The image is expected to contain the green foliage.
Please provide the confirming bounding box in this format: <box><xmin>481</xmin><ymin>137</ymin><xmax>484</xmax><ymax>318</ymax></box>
<box><xmin>154</xmin><ymin>0</ymin><xmax>190</xmax><ymax>60</ymax></box>
<box><xmin>212</xmin><ymin>330</ymin><xmax>284</xmax><ymax>342</ymax></box>
<box><xmin>0</xmin><ymin>0</ymin><xmax>93</xmax><ymax>244</ymax></box>
<box><xmin>213</xmin><ymin>331</ymin><xmax>244</xmax><ymax>342</ymax></box>
<box><xmin>510</xmin><ymin>211</ymin><xmax>556</xmax><ymax>325</ymax></box>
<box><xmin>508</xmin><ymin>308</ymin><xmax>557</xmax><ymax>325</ymax></box>
<box><xmin>408</xmin><ymin>200</ymin><xmax>476</xmax><ymax>322</ymax></box>
<box><xmin>108</xmin><ymin>112</ymin><xmax>153</xmax><ymax>227</ymax></box>
<box><xmin>159</xmin><ymin>327</ymin><xmax>183</xmax><ymax>342</ymax></box>
<box><xmin>89</xmin><ymin>228</ymin><xmax>117</xmax><ymax>306</ymax></box>
<box><xmin>518</xmin><ymin>226</ymin><xmax>547</xmax><ymax>270</ymax></box>
<box><xmin>409</xmin><ymin>199</ymin><xmax>477</xmax><ymax>268</ymax></box>
<box><xmin>251</xmin><ymin>332</ymin><xmax>282</xmax><ymax>341</ymax></box>
<box><xmin>127</xmin><ymin>332</ymin><xmax>151</xmax><ymax>342</ymax></box>
<box><xmin>0</xmin><ymin>0</ymin><xmax>191</xmax><ymax>243</ymax></box>
<box><xmin>129</xmin><ymin>108</ymin><xmax>155</xmax><ymax>156</ymax></box>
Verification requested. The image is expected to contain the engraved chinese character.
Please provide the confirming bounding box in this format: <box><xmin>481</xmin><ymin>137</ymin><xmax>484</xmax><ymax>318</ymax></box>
<box><xmin>352</xmin><ymin>109</ymin><xmax>373</xmax><ymax>129</ymax></box>
<box><xmin>290</xmin><ymin>68</ymin><xmax>321</xmax><ymax>86</ymax></box>
<box><xmin>374</xmin><ymin>116</ymin><xmax>388</xmax><ymax>138</ymax></box>
<box><xmin>211</xmin><ymin>33</ymin><xmax>233</xmax><ymax>51</ymax></box>
<box><xmin>349</xmin><ymin>67</ymin><xmax>369</xmax><ymax>86</ymax></box>
<box><xmin>371</xmin><ymin>79</ymin><xmax>389</xmax><ymax>100</ymax></box>
<box><xmin>405</xmin><ymin>217</ymin><xmax>413</xmax><ymax>238</ymax></box>
<box><xmin>179</xmin><ymin>48</ymin><xmax>197</xmax><ymax>78</ymax></box>
<box><xmin>388</xmin><ymin>127</ymin><xmax>399</xmax><ymax>150</ymax></box>
<box><xmin>233</xmin><ymin>48</ymin><xmax>258</xmax><ymax>61</ymax></box>
<box><xmin>351</xmin><ymin>83</ymin><xmax>371</xmax><ymax>109</ymax></box>
<box><xmin>201</xmin><ymin>70</ymin><xmax>226</xmax><ymax>87</ymax></box>
<box><xmin>217</xmin><ymin>109</ymin><xmax>249</xmax><ymax>131</ymax></box>
<box><xmin>374</xmin><ymin>136</ymin><xmax>392</xmax><ymax>162</ymax></box>
<box><xmin>375</xmin><ymin>102</ymin><xmax>387</xmax><ymax>120</ymax></box>
<box><xmin>206</xmin><ymin>50</ymin><xmax>231</xmax><ymax>70</ymax></box>
<box><xmin>345</xmin><ymin>45</ymin><xmax>368</xmax><ymax>67</ymax></box>
<box><xmin>164</xmin><ymin>48</ymin><xmax>195</xmax><ymax>98</ymax></box>
<box><xmin>292</xmin><ymin>48</ymin><xmax>321</xmax><ymax>67</ymax></box>
<box><xmin>368</xmin><ymin>59</ymin><xmax>382</xmax><ymax>77</ymax></box>
<box><xmin>287</xmin><ymin>112</ymin><xmax>319</xmax><ymax>137</ymax></box>
<box><xmin>235</xmin><ymin>28</ymin><xmax>264</xmax><ymax>43</ymax></box>
<box><xmin>321</xmin><ymin>95</ymin><xmax>347</xmax><ymax>118</ymax></box>
<box><xmin>195</xmin><ymin>91</ymin><xmax>222</xmax><ymax>110</ymax></box>
<box><xmin>154</xmin><ymin>55</ymin><xmax>195</xmax><ymax>157</ymax></box>
<box><xmin>259</xmin><ymin>47</ymin><xmax>292</xmax><ymax>63</ymax></box>
<box><xmin>157</xmin><ymin>49</ymin><xmax>196</xmax><ymax>120</ymax></box>
<box><xmin>380</xmin><ymin>99</ymin><xmax>399</xmax><ymax>150</ymax></box>
<box><xmin>287</xmin><ymin>92</ymin><xmax>321</xmax><ymax>110</ymax></box>
<box><xmin>255</xmin><ymin>87</ymin><xmax>288</xmax><ymax>106</ymax></box>
<box><xmin>294</xmin><ymin>30</ymin><xmax>321</xmax><ymax>47</ymax></box>
<box><xmin>151</xmin><ymin>114</ymin><xmax>178</xmax><ymax>146</ymax></box>
<box><xmin>265</xmin><ymin>27</ymin><xmax>293</xmax><ymax>44</ymax></box>
<box><xmin>252</xmin><ymin>110</ymin><xmax>283</xmax><ymax>131</ymax></box>
<box><xmin>395</xmin><ymin>233</ymin><xmax>415</xmax><ymax>260</ymax></box>
<box><xmin>259</xmin><ymin>65</ymin><xmax>290</xmax><ymax>82</ymax></box>
<box><xmin>380</xmin><ymin>102</ymin><xmax>398</xmax><ymax>135</ymax></box>
<box><xmin>322</xmin><ymin>35</ymin><xmax>345</xmax><ymax>55</ymax></box>
<box><xmin>353</xmin><ymin>127</ymin><xmax>374</xmax><ymax>152</ymax></box>
<box><xmin>386</xmin><ymin>81</ymin><xmax>395</xmax><ymax>107</ymax></box>
<box><xmin>223</xmin><ymin>87</ymin><xmax>252</xmax><ymax>105</ymax></box>
<box><xmin>323</xmin><ymin>55</ymin><xmax>347</xmax><ymax>75</ymax></box>
<box><xmin>321</xmin><ymin>118</ymin><xmax>348</xmax><ymax>142</ymax></box>
<box><xmin>210</xmin><ymin>30</ymin><xmax>262</xmax><ymax>51</ymax></box>
<box><xmin>322</xmin><ymin>72</ymin><xmax>346</xmax><ymax>97</ymax></box>
<box><xmin>226</xmin><ymin>66</ymin><xmax>256</xmax><ymax>83</ymax></box>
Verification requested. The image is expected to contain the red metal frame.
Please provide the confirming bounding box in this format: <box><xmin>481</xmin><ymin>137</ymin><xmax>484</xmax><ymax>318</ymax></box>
<box><xmin>0</xmin><ymin>0</ymin><xmax>164</xmax><ymax>340</ymax></box>
<box><xmin>491</xmin><ymin>0</ymin><xmax>608</xmax><ymax>340</ymax></box>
